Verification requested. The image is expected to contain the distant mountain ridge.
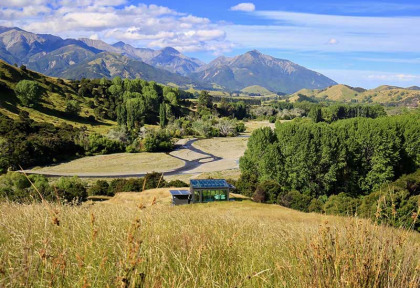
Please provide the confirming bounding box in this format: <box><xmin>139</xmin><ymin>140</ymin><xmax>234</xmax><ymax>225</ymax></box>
<box><xmin>0</xmin><ymin>26</ymin><xmax>339</xmax><ymax>93</ymax></box>
<box><xmin>190</xmin><ymin>50</ymin><xmax>337</xmax><ymax>94</ymax></box>
<box><xmin>79</xmin><ymin>38</ymin><xmax>203</xmax><ymax>75</ymax></box>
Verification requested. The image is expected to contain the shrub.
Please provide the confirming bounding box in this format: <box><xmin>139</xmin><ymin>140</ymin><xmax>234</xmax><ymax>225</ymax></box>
<box><xmin>142</xmin><ymin>130</ymin><xmax>173</xmax><ymax>152</ymax></box>
<box><xmin>166</xmin><ymin>179</ymin><xmax>188</xmax><ymax>188</ymax></box>
<box><xmin>308</xmin><ymin>198</ymin><xmax>324</xmax><ymax>213</ymax></box>
<box><xmin>108</xmin><ymin>179</ymin><xmax>142</xmax><ymax>193</ymax></box>
<box><xmin>236</xmin><ymin>122</ymin><xmax>246</xmax><ymax>133</ymax></box>
<box><xmin>253</xmin><ymin>180</ymin><xmax>282</xmax><ymax>204</ymax></box>
<box><xmin>88</xmin><ymin>180</ymin><xmax>111</xmax><ymax>196</ymax></box>
<box><xmin>143</xmin><ymin>172</ymin><xmax>166</xmax><ymax>190</ymax></box>
<box><xmin>15</xmin><ymin>80</ymin><xmax>42</xmax><ymax>107</ymax></box>
<box><xmin>324</xmin><ymin>193</ymin><xmax>360</xmax><ymax>216</ymax></box>
<box><xmin>279</xmin><ymin>190</ymin><xmax>312</xmax><ymax>212</ymax></box>
<box><xmin>86</xmin><ymin>133</ymin><xmax>125</xmax><ymax>155</ymax></box>
<box><xmin>65</xmin><ymin>100</ymin><xmax>81</xmax><ymax>116</ymax></box>
<box><xmin>55</xmin><ymin>177</ymin><xmax>87</xmax><ymax>203</ymax></box>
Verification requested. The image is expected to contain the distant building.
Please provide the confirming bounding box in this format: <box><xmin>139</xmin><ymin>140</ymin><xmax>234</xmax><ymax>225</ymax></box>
<box><xmin>169</xmin><ymin>190</ymin><xmax>191</xmax><ymax>205</ymax></box>
<box><xmin>170</xmin><ymin>179</ymin><xmax>234</xmax><ymax>206</ymax></box>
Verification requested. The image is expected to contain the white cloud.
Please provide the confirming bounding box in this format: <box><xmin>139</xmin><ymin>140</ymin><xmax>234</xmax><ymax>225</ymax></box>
<box><xmin>0</xmin><ymin>2</ymin><xmax>232</xmax><ymax>53</ymax></box>
<box><xmin>367</xmin><ymin>73</ymin><xmax>420</xmax><ymax>82</ymax></box>
<box><xmin>318</xmin><ymin>69</ymin><xmax>420</xmax><ymax>88</ymax></box>
<box><xmin>230</xmin><ymin>3</ymin><xmax>255</xmax><ymax>12</ymax></box>
<box><xmin>327</xmin><ymin>38</ymin><xmax>339</xmax><ymax>45</ymax></box>
<box><xmin>1</xmin><ymin>1</ymin><xmax>419</xmax><ymax>58</ymax></box>
<box><xmin>89</xmin><ymin>33</ymin><xmax>99</xmax><ymax>40</ymax></box>
<box><xmin>224</xmin><ymin>10</ymin><xmax>420</xmax><ymax>53</ymax></box>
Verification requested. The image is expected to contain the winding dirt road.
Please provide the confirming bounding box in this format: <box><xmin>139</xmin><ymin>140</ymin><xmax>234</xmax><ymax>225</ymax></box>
<box><xmin>23</xmin><ymin>137</ymin><xmax>247</xmax><ymax>178</ymax></box>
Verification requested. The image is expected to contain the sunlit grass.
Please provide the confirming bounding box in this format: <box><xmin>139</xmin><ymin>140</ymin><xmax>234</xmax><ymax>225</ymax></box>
<box><xmin>31</xmin><ymin>153</ymin><xmax>184</xmax><ymax>176</ymax></box>
<box><xmin>1</xmin><ymin>194</ymin><xmax>419</xmax><ymax>287</ymax></box>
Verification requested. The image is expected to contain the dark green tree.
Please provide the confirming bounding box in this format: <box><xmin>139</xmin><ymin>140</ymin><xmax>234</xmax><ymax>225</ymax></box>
<box><xmin>159</xmin><ymin>103</ymin><xmax>167</xmax><ymax>128</ymax></box>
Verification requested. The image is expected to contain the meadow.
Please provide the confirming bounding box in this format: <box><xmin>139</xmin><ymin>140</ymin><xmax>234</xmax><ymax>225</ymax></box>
<box><xmin>31</xmin><ymin>153</ymin><xmax>184</xmax><ymax>176</ymax></box>
<box><xmin>0</xmin><ymin>189</ymin><xmax>419</xmax><ymax>287</ymax></box>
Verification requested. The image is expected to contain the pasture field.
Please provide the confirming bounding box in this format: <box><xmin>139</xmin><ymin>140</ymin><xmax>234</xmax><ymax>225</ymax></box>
<box><xmin>192</xmin><ymin>137</ymin><xmax>248</xmax><ymax>160</ymax></box>
<box><xmin>244</xmin><ymin>120</ymin><xmax>276</xmax><ymax>133</ymax></box>
<box><xmin>0</xmin><ymin>189</ymin><xmax>419</xmax><ymax>287</ymax></box>
<box><xmin>32</xmin><ymin>153</ymin><xmax>184</xmax><ymax>176</ymax></box>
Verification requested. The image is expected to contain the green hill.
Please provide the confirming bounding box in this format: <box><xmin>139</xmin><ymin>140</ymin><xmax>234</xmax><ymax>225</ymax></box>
<box><xmin>289</xmin><ymin>84</ymin><xmax>420</xmax><ymax>106</ymax></box>
<box><xmin>0</xmin><ymin>60</ymin><xmax>115</xmax><ymax>133</ymax></box>
<box><xmin>241</xmin><ymin>85</ymin><xmax>274</xmax><ymax>96</ymax></box>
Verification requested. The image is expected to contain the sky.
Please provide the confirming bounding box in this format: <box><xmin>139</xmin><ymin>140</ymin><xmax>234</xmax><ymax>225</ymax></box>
<box><xmin>1</xmin><ymin>0</ymin><xmax>419</xmax><ymax>88</ymax></box>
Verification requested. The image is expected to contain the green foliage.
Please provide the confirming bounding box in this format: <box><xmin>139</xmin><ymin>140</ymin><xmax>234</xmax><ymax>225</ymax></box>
<box><xmin>240</xmin><ymin>114</ymin><xmax>420</xmax><ymax>198</ymax></box>
<box><xmin>252</xmin><ymin>180</ymin><xmax>283</xmax><ymax>204</ymax></box>
<box><xmin>15</xmin><ymin>80</ymin><xmax>42</xmax><ymax>107</ymax></box>
<box><xmin>142</xmin><ymin>130</ymin><xmax>174</xmax><ymax>152</ymax></box>
<box><xmin>107</xmin><ymin>173</ymin><xmax>167</xmax><ymax>194</ymax></box>
<box><xmin>0</xmin><ymin>172</ymin><xmax>55</xmax><ymax>203</ymax></box>
<box><xmin>88</xmin><ymin>180</ymin><xmax>112</xmax><ymax>196</ymax></box>
<box><xmin>166</xmin><ymin>179</ymin><xmax>188</xmax><ymax>188</ymax></box>
<box><xmin>85</xmin><ymin>133</ymin><xmax>125</xmax><ymax>155</ymax></box>
<box><xmin>0</xmin><ymin>114</ymin><xmax>83</xmax><ymax>172</ymax></box>
<box><xmin>159</xmin><ymin>103</ymin><xmax>167</xmax><ymax>128</ymax></box>
<box><xmin>358</xmin><ymin>170</ymin><xmax>420</xmax><ymax>232</ymax></box>
<box><xmin>197</xmin><ymin>90</ymin><xmax>213</xmax><ymax>115</ymax></box>
<box><xmin>278</xmin><ymin>190</ymin><xmax>312</xmax><ymax>212</ymax></box>
<box><xmin>324</xmin><ymin>193</ymin><xmax>360</xmax><ymax>216</ymax></box>
<box><xmin>65</xmin><ymin>100</ymin><xmax>81</xmax><ymax>116</ymax></box>
<box><xmin>55</xmin><ymin>176</ymin><xmax>87</xmax><ymax>203</ymax></box>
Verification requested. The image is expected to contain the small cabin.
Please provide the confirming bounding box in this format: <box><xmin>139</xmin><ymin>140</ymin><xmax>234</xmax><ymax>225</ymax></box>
<box><xmin>190</xmin><ymin>179</ymin><xmax>233</xmax><ymax>203</ymax></box>
<box><xmin>170</xmin><ymin>179</ymin><xmax>234</xmax><ymax>205</ymax></box>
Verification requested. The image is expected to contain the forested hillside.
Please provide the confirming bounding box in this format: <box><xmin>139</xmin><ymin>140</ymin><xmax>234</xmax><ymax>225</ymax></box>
<box><xmin>238</xmin><ymin>113</ymin><xmax>420</xmax><ymax>230</ymax></box>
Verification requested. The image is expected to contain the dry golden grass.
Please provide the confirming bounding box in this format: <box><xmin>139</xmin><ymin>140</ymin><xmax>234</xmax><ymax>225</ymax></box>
<box><xmin>245</xmin><ymin>120</ymin><xmax>276</xmax><ymax>133</ymax></box>
<box><xmin>30</xmin><ymin>153</ymin><xmax>184</xmax><ymax>176</ymax></box>
<box><xmin>0</xmin><ymin>194</ymin><xmax>419</xmax><ymax>287</ymax></box>
<box><xmin>193</xmin><ymin>137</ymin><xmax>248</xmax><ymax>160</ymax></box>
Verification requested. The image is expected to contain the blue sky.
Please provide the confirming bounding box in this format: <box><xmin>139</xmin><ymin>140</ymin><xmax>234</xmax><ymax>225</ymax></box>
<box><xmin>1</xmin><ymin>0</ymin><xmax>419</xmax><ymax>88</ymax></box>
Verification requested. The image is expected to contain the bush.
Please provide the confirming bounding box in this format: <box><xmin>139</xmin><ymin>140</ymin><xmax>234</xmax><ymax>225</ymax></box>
<box><xmin>88</xmin><ymin>180</ymin><xmax>111</xmax><ymax>196</ymax></box>
<box><xmin>55</xmin><ymin>177</ymin><xmax>87</xmax><ymax>203</ymax></box>
<box><xmin>143</xmin><ymin>172</ymin><xmax>166</xmax><ymax>190</ymax></box>
<box><xmin>86</xmin><ymin>134</ymin><xmax>125</xmax><ymax>155</ymax></box>
<box><xmin>279</xmin><ymin>190</ymin><xmax>312</xmax><ymax>212</ymax></box>
<box><xmin>166</xmin><ymin>179</ymin><xmax>188</xmax><ymax>188</ymax></box>
<box><xmin>108</xmin><ymin>179</ymin><xmax>142</xmax><ymax>194</ymax></box>
<box><xmin>143</xmin><ymin>130</ymin><xmax>173</xmax><ymax>152</ymax></box>
<box><xmin>324</xmin><ymin>193</ymin><xmax>360</xmax><ymax>216</ymax></box>
<box><xmin>236</xmin><ymin>122</ymin><xmax>246</xmax><ymax>133</ymax></box>
<box><xmin>253</xmin><ymin>180</ymin><xmax>282</xmax><ymax>204</ymax></box>
<box><xmin>65</xmin><ymin>100</ymin><xmax>81</xmax><ymax>116</ymax></box>
<box><xmin>15</xmin><ymin>80</ymin><xmax>42</xmax><ymax>107</ymax></box>
<box><xmin>308</xmin><ymin>198</ymin><xmax>324</xmax><ymax>213</ymax></box>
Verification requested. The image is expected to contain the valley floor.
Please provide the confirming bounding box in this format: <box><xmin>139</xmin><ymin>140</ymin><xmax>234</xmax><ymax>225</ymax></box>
<box><xmin>0</xmin><ymin>189</ymin><xmax>419</xmax><ymax>287</ymax></box>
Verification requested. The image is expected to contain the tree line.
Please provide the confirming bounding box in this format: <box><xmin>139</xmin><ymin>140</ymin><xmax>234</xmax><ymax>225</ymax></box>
<box><xmin>237</xmin><ymin>112</ymin><xmax>420</xmax><ymax>230</ymax></box>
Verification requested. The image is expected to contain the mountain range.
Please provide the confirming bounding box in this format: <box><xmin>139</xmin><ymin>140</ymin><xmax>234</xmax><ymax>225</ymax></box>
<box><xmin>0</xmin><ymin>26</ymin><xmax>338</xmax><ymax>93</ymax></box>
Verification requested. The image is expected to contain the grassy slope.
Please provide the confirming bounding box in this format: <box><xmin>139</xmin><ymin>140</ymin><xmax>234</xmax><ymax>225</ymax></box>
<box><xmin>241</xmin><ymin>85</ymin><xmax>273</xmax><ymax>95</ymax></box>
<box><xmin>0</xmin><ymin>60</ymin><xmax>116</xmax><ymax>133</ymax></box>
<box><xmin>0</xmin><ymin>190</ymin><xmax>419</xmax><ymax>287</ymax></box>
<box><xmin>290</xmin><ymin>84</ymin><xmax>420</xmax><ymax>106</ymax></box>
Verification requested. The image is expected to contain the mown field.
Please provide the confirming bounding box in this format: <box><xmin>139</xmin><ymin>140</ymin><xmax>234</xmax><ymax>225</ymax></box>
<box><xmin>0</xmin><ymin>189</ymin><xmax>419</xmax><ymax>287</ymax></box>
<box><xmin>31</xmin><ymin>153</ymin><xmax>184</xmax><ymax>176</ymax></box>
